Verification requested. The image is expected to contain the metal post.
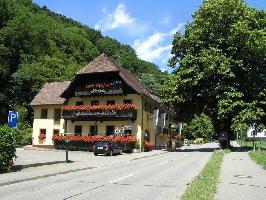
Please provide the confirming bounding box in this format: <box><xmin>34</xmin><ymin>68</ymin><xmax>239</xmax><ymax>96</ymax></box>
<box><xmin>66</xmin><ymin>147</ymin><xmax>69</xmax><ymax>163</ymax></box>
<box><xmin>65</xmin><ymin>140</ymin><xmax>70</xmax><ymax>163</ymax></box>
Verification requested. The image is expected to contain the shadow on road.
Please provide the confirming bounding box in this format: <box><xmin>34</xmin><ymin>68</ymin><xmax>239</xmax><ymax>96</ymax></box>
<box><xmin>13</xmin><ymin>160</ymin><xmax>74</xmax><ymax>171</ymax></box>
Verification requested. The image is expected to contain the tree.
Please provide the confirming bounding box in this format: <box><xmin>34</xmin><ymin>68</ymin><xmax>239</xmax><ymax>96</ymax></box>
<box><xmin>164</xmin><ymin>0</ymin><xmax>266</xmax><ymax>137</ymax></box>
<box><xmin>183</xmin><ymin>113</ymin><xmax>213</xmax><ymax>140</ymax></box>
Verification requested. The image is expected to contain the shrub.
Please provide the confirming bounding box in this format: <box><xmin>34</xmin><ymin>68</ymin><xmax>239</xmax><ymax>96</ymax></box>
<box><xmin>0</xmin><ymin>125</ymin><xmax>17</xmax><ymax>173</ymax></box>
<box><xmin>184</xmin><ymin>113</ymin><xmax>213</xmax><ymax>140</ymax></box>
<box><xmin>15</xmin><ymin>125</ymin><xmax>32</xmax><ymax>147</ymax></box>
<box><xmin>134</xmin><ymin>139</ymin><xmax>140</xmax><ymax>149</ymax></box>
<box><xmin>194</xmin><ymin>138</ymin><xmax>204</xmax><ymax>144</ymax></box>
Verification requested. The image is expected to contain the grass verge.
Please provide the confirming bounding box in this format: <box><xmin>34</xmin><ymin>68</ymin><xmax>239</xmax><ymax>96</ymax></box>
<box><xmin>180</xmin><ymin>150</ymin><xmax>227</xmax><ymax>200</ymax></box>
<box><xmin>238</xmin><ymin>139</ymin><xmax>266</xmax><ymax>150</ymax></box>
<box><xmin>249</xmin><ymin>150</ymin><xmax>266</xmax><ymax>169</ymax></box>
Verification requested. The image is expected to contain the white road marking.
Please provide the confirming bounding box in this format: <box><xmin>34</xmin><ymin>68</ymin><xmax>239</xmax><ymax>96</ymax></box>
<box><xmin>159</xmin><ymin>161</ymin><xmax>168</xmax><ymax>165</ymax></box>
<box><xmin>109</xmin><ymin>173</ymin><xmax>134</xmax><ymax>184</ymax></box>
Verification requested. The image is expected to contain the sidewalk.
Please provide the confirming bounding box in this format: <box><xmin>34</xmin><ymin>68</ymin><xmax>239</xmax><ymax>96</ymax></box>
<box><xmin>216</xmin><ymin>150</ymin><xmax>266</xmax><ymax>200</ymax></box>
<box><xmin>0</xmin><ymin>149</ymin><xmax>166</xmax><ymax>187</ymax></box>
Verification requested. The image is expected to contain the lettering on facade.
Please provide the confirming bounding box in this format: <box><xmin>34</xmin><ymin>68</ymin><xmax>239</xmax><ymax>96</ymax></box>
<box><xmin>90</xmin><ymin>89</ymin><xmax>106</xmax><ymax>94</ymax></box>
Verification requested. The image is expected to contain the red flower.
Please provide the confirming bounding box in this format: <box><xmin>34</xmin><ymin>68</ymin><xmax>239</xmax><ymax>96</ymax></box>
<box><xmin>85</xmin><ymin>83</ymin><xmax>110</xmax><ymax>89</ymax></box>
<box><xmin>38</xmin><ymin>134</ymin><xmax>46</xmax><ymax>140</ymax></box>
<box><xmin>144</xmin><ymin>141</ymin><xmax>153</xmax><ymax>149</ymax></box>
<box><xmin>52</xmin><ymin>135</ymin><xmax>137</xmax><ymax>144</ymax></box>
<box><xmin>62</xmin><ymin>104</ymin><xmax>138</xmax><ymax>111</ymax></box>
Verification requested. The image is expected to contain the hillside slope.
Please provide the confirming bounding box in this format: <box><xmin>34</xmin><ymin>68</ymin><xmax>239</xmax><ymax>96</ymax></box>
<box><xmin>0</xmin><ymin>0</ymin><xmax>167</xmax><ymax>124</ymax></box>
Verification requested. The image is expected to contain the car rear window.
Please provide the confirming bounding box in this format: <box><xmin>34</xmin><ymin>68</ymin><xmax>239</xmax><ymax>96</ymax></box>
<box><xmin>95</xmin><ymin>141</ymin><xmax>109</xmax><ymax>147</ymax></box>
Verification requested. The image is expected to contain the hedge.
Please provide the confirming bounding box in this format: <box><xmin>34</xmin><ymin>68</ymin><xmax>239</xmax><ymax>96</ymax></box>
<box><xmin>0</xmin><ymin>125</ymin><xmax>17</xmax><ymax>173</ymax></box>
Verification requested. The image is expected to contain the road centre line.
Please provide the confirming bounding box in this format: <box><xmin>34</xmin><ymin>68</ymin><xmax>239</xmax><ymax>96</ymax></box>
<box><xmin>109</xmin><ymin>173</ymin><xmax>134</xmax><ymax>184</ymax></box>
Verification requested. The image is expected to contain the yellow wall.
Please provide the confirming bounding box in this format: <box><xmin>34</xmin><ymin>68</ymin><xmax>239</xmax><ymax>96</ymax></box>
<box><xmin>65</xmin><ymin>94</ymin><xmax>144</xmax><ymax>146</ymax></box>
<box><xmin>32</xmin><ymin>94</ymin><xmax>177</xmax><ymax>149</ymax></box>
<box><xmin>32</xmin><ymin>105</ymin><xmax>64</xmax><ymax>145</ymax></box>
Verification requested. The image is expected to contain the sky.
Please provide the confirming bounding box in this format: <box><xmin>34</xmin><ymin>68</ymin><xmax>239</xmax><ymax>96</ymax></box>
<box><xmin>32</xmin><ymin>0</ymin><xmax>266</xmax><ymax>72</ymax></box>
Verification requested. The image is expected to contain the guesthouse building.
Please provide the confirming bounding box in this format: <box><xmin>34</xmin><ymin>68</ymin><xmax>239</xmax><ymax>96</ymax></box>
<box><xmin>30</xmin><ymin>54</ymin><xmax>177</xmax><ymax>149</ymax></box>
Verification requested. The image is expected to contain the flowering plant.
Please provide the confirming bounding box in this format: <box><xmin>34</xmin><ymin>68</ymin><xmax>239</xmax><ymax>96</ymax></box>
<box><xmin>85</xmin><ymin>83</ymin><xmax>110</xmax><ymax>89</ymax></box>
<box><xmin>38</xmin><ymin>134</ymin><xmax>46</xmax><ymax>140</ymax></box>
<box><xmin>52</xmin><ymin>135</ymin><xmax>137</xmax><ymax>144</ymax></box>
<box><xmin>144</xmin><ymin>141</ymin><xmax>153</xmax><ymax>149</ymax></box>
<box><xmin>62</xmin><ymin>104</ymin><xmax>138</xmax><ymax>111</ymax></box>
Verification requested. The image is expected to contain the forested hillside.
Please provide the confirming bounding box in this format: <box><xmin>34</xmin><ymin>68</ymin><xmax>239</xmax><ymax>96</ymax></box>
<box><xmin>0</xmin><ymin>0</ymin><xmax>167</xmax><ymax>124</ymax></box>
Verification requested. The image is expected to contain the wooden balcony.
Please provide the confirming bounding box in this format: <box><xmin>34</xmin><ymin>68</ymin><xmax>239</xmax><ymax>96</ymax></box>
<box><xmin>75</xmin><ymin>83</ymin><xmax>123</xmax><ymax>96</ymax></box>
<box><xmin>62</xmin><ymin>109</ymin><xmax>137</xmax><ymax>121</ymax></box>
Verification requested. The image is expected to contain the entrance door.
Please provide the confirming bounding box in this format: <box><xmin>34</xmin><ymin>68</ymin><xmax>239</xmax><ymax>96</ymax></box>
<box><xmin>106</xmin><ymin>126</ymin><xmax>114</xmax><ymax>136</ymax></box>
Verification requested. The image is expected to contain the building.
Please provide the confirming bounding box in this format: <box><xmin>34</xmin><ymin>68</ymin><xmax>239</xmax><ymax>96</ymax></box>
<box><xmin>30</xmin><ymin>54</ymin><xmax>177</xmax><ymax>149</ymax></box>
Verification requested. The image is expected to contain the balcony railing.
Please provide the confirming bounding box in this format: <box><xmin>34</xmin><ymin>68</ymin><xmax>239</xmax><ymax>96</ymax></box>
<box><xmin>75</xmin><ymin>81</ymin><xmax>123</xmax><ymax>96</ymax></box>
<box><xmin>62</xmin><ymin>109</ymin><xmax>137</xmax><ymax>121</ymax></box>
<box><xmin>75</xmin><ymin>87</ymin><xmax>123</xmax><ymax>96</ymax></box>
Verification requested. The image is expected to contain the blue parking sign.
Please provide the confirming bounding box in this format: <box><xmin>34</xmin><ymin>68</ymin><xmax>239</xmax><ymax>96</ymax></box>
<box><xmin>8</xmin><ymin>111</ymin><xmax>18</xmax><ymax>128</ymax></box>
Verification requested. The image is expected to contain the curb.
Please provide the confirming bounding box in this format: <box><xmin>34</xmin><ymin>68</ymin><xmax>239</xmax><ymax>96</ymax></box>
<box><xmin>0</xmin><ymin>167</ymin><xmax>95</xmax><ymax>187</ymax></box>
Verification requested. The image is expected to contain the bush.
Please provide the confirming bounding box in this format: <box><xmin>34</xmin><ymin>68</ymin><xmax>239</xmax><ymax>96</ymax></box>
<box><xmin>184</xmin><ymin>113</ymin><xmax>213</xmax><ymax>140</ymax></box>
<box><xmin>0</xmin><ymin>125</ymin><xmax>17</xmax><ymax>173</ymax></box>
<box><xmin>15</xmin><ymin>125</ymin><xmax>32</xmax><ymax>147</ymax></box>
<box><xmin>194</xmin><ymin>138</ymin><xmax>204</xmax><ymax>144</ymax></box>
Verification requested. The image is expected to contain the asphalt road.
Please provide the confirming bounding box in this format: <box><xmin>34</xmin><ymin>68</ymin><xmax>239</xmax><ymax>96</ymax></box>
<box><xmin>0</xmin><ymin>143</ymin><xmax>218</xmax><ymax>200</ymax></box>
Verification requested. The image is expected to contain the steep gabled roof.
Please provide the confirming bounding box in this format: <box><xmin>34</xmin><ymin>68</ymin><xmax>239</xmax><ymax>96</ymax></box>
<box><xmin>30</xmin><ymin>81</ymin><xmax>71</xmax><ymax>106</ymax></box>
<box><xmin>77</xmin><ymin>53</ymin><xmax>160</xmax><ymax>103</ymax></box>
<box><xmin>77</xmin><ymin>54</ymin><xmax>118</xmax><ymax>74</ymax></box>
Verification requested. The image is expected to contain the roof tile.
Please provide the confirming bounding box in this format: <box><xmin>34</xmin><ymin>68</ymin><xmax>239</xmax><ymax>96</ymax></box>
<box><xmin>30</xmin><ymin>81</ymin><xmax>71</xmax><ymax>106</ymax></box>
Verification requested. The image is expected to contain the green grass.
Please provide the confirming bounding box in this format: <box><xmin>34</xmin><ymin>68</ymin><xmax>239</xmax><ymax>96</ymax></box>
<box><xmin>249</xmin><ymin>150</ymin><xmax>266</xmax><ymax>169</ymax></box>
<box><xmin>180</xmin><ymin>150</ymin><xmax>227</xmax><ymax>200</ymax></box>
<box><xmin>238</xmin><ymin>139</ymin><xmax>266</xmax><ymax>150</ymax></box>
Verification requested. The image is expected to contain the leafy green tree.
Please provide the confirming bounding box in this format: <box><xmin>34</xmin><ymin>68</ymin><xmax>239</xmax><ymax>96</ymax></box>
<box><xmin>183</xmin><ymin>113</ymin><xmax>213</xmax><ymax>140</ymax></box>
<box><xmin>164</xmin><ymin>0</ymin><xmax>266</xmax><ymax>137</ymax></box>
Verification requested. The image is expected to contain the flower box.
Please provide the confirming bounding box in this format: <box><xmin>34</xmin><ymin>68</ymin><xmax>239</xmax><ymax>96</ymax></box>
<box><xmin>52</xmin><ymin>135</ymin><xmax>136</xmax><ymax>152</ymax></box>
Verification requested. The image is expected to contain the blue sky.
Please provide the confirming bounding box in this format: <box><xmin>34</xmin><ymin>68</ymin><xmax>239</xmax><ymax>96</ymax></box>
<box><xmin>32</xmin><ymin>0</ymin><xmax>266</xmax><ymax>72</ymax></box>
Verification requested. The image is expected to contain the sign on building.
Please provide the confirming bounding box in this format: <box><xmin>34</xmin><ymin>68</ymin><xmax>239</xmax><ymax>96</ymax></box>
<box><xmin>8</xmin><ymin>111</ymin><xmax>18</xmax><ymax>128</ymax></box>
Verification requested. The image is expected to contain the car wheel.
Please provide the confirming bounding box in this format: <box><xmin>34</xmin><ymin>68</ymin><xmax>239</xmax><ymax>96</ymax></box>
<box><xmin>109</xmin><ymin>150</ymin><xmax>113</xmax><ymax>156</ymax></box>
<box><xmin>94</xmin><ymin>153</ymin><xmax>98</xmax><ymax>156</ymax></box>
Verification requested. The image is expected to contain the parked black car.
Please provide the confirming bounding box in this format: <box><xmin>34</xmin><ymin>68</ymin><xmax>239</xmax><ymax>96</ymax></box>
<box><xmin>93</xmin><ymin>141</ymin><xmax>122</xmax><ymax>156</ymax></box>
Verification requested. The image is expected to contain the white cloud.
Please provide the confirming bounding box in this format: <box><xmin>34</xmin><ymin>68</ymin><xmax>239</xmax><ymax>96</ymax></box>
<box><xmin>158</xmin><ymin>16</ymin><xmax>171</xmax><ymax>25</ymax></box>
<box><xmin>133</xmin><ymin>23</ymin><xmax>184</xmax><ymax>63</ymax></box>
<box><xmin>95</xmin><ymin>3</ymin><xmax>135</xmax><ymax>31</ymax></box>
